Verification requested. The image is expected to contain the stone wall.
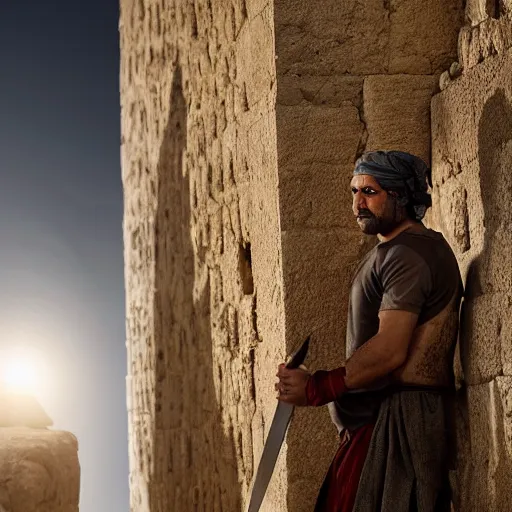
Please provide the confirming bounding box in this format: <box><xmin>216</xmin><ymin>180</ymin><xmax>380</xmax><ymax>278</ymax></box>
<box><xmin>0</xmin><ymin>428</ymin><xmax>79</xmax><ymax>512</ymax></box>
<box><xmin>431</xmin><ymin>6</ymin><xmax>512</xmax><ymax>510</ymax></box>
<box><xmin>274</xmin><ymin>2</ymin><xmax>463</xmax><ymax>509</ymax></box>
<box><xmin>121</xmin><ymin>1</ymin><xmax>466</xmax><ymax>511</ymax></box>
<box><xmin>120</xmin><ymin>1</ymin><xmax>288</xmax><ymax>510</ymax></box>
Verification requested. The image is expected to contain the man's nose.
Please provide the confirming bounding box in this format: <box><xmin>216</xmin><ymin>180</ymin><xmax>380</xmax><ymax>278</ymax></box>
<box><xmin>353</xmin><ymin>192</ymin><xmax>366</xmax><ymax>212</ymax></box>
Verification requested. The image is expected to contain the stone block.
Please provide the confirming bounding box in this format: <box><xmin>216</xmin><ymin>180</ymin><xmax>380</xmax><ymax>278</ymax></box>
<box><xmin>364</xmin><ymin>75</ymin><xmax>438</xmax><ymax>164</ymax></box>
<box><xmin>279</xmin><ymin>164</ymin><xmax>355</xmax><ymax>231</ymax></box>
<box><xmin>276</xmin><ymin>104</ymin><xmax>363</xmax><ymax>167</ymax></box>
<box><xmin>275</xmin><ymin>0</ymin><xmax>389</xmax><ymax>75</ymax></box>
<box><xmin>388</xmin><ymin>0</ymin><xmax>463</xmax><ymax>74</ymax></box>
<box><xmin>460</xmin><ymin>294</ymin><xmax>505</xmax><ymax>385</ymax></box>
<box><xmin>277</xmin><ymin>75</ymin><xmax>363</xmax><ymax>108</ymax></box>
<box><xmin>281</xmin><ymin>227</ymin><xmax>366</xmax><ymax>366</ymax></box>
<box><xmin>434</xmin><ymin>176</ymin><xmax>470</xmax><ymax>254</ymax></box>
<box><xmin>275</xmin><ymin>0</ymin><xmax>462</xmax><ymax>76</ymax></box>
<box><xmin>0</xmin><ymin>428</ymin><xmax>79</xmax><ymax>512</ymax></box>
<box><xmin>459</xmin><ymin>382</ymin><xmax>512</xmax><ymax>511</ymax></box>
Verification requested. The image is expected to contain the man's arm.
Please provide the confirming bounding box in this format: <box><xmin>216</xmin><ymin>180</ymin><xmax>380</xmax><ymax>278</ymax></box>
<box><xmin>344</xmin><ymin>309</ymin><xmax>418</xmax><ymax>389</ymax></box>
<box><xmin>277</xmin><ymin>309</ymin><xmax>418</xmax><ymax>406</ymax></box>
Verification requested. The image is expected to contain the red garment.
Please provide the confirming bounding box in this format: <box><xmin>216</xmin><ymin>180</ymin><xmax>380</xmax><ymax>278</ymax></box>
<box><xmin>306</xmin><ymin>367</ymin><xmax>347</xmax><ymax>406</ymax></box>
<box><xmin>314</xmin><ymin>424</ymin><xmax>374</xmax><ymax>512</ymax></box>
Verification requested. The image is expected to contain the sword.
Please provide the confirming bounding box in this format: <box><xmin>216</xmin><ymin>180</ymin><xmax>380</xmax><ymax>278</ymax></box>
<box><xmin>245</xmin><ymin>336</ymin><xmax>310</xmax><ymax>512</ymax></box>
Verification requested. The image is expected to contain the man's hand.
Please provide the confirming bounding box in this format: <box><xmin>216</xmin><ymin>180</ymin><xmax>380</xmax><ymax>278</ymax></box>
<box><xmin>275</xmin><ymin>364</ymin><xmax>310</xmax><ymax>406</ymax></box>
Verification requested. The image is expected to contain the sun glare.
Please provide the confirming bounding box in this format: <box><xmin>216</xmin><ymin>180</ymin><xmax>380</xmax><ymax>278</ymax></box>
<box><xmin>0</xmin><ymin>347</ymin><xmax>48</xmax><ymax>396</ymax></box>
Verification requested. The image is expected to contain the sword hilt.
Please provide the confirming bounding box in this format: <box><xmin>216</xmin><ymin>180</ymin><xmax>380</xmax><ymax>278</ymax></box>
<box><xmin>285</xmin><ymin>335</ymin><xmax>310</xmax><ymax>369</ymax></box>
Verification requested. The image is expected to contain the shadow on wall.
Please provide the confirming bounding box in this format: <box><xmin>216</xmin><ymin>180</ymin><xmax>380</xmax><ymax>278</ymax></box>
<box><xmin>456</xmin><ymin>88</ymin><xmax>512</xmax><ymax>509</ymax></box>
<box><xmin>152</xmin><ymin>67</ymin><xmax>241</xmax><ymax>511</ymax></box>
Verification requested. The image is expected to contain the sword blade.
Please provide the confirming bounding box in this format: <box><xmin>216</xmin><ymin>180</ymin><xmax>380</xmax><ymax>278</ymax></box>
<box><xmin>246</xmin><ymin>401</ymin><xmax>294</xmax><ymax>512</ymax></box>
<box><xmin>245</xmin><ymin>336</ymin><xmax>310</xmax><ymax>512</ymax></box>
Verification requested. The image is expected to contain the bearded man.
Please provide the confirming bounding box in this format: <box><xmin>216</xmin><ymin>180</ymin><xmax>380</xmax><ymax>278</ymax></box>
<box><xmin>276</xmin><ymin>150</ymin><xmax>462</xmax><ymax>512</ymax></box>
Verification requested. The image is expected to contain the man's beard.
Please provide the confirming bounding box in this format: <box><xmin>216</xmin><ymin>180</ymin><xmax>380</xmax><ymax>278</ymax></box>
<box><xmin>356</xmin><ymin>201</ymin><xmax>405</xmax><ymax>236</ymax></box>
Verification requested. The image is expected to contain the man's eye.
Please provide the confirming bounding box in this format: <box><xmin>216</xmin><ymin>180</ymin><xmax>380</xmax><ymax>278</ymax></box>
<box><xmin>351</xmin><ymin>188</ymin><xmax>358</xmax><ymax>194</ymax></box>
<box><xmin>363</xmin><ymin>188</ymin><xmax>377</xmax><ymax>195</ymax></box>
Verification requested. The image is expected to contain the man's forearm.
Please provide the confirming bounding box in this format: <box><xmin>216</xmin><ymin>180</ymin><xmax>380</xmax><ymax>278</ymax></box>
<box><xmin>306</xmin><ymin>331</ymin><xmax>406</xmax><ymax>406</ymax></box>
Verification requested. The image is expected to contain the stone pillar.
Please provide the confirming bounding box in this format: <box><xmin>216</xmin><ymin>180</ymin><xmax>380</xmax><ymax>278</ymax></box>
<box><xmin>120</xmin><ymin>1</ymin><xmax>286</xmax><ymax>511</ymax></box>
<box><xmin>274</xmin><ymin>2</ymin><xmax>463</xmax><ymax>509</ymax></box>
<box><xmin>431</xmin><ymin>6</ymin><xmax>512</xmax><ymax>510</ymax></box>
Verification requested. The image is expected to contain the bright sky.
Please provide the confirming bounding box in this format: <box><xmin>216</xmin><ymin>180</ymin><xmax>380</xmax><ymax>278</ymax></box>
<box><xmin>0</xmin><ymin>2</ymin><xmax>128</xmax><ymax>511</ymax></box>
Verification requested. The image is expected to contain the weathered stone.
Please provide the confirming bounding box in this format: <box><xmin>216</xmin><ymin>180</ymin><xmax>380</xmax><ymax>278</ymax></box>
<box><xmin>279</xmin><ymin>164</ymin><xmax>355</xmax><ymax>231</ymax></box>
<box><xmin>120</xmin><ymin>1</ymin><xmax>286</xmax><ymax>510</ymax></box>
<box><xmin>0</xmin><ymin>428</ymin><xmax>79</xmax><ymax>512</ymax></box>
<box><xmin>364</xmin><ymin>74</ymin><xmax>438</xmax><ymax>164</ymax></box>
<box><xmin>388</xmin><ymin>0</ymin><xmax>463</xmax><ymax>74</ymax></box>
<box><xmin>455</xmin><ymin>382</ymin><xmax>512</xmax><ymax>511</ymax></box>
<box><xmin>276</xmin><ymin>103</ymin><xmax>363</xmax><ymax>166</ymax></box>
<box><xmin>434</xmin><ymin>176</ymin><xmax>470</xmax><ymax>254</ymax></box>
<box><xmin>275</xmin><ymin>0</ymin><xmax>462</xmax><ymax>76</ymax></box>
<box><xmin>277</xmin><ymin>75</ymin><xmax>363</xmax><ymax>108</ymax></box>
<box><xmin>465</xmin><ymin>0</ymin><xmax>491</xmax><ymax>26</ymax></box>
<box><xmin>432</xmin><ymin>34</ymin><xmax>512</xmax><ymax>512</ymax></box>
<box><xmin>275</xmin><ymin>0</ymin><xmax>390</xmax><ymax>75</ymax></box>
<box><xmin>459</xmin><ymin>17</ymin><xmax>512</xmax><ymax>71</ymax></box>
<box><xmin>439</xmin><ymin>70</ymin><xmax>452</xmax><ymax>91</ymax></box>
<box><xmin>460</xmin><ymin>294</ymin><xmax>504</xmax><ymax>384</ymax></box>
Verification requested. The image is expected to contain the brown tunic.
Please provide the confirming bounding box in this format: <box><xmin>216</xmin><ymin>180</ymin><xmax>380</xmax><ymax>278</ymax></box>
<box><xmin>329</xmin><ymin>227</ymin><xmax>462</xmax><ymax>432</ymax></box>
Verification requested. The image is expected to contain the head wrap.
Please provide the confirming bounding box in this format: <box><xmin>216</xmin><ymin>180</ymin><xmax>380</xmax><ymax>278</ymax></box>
<box><xmin>353</xmin><ymin>150</ymin><xmax>432</xmax><ymax>220</ymax></box>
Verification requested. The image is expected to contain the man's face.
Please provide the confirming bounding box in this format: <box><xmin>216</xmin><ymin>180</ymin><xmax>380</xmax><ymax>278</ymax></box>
<box><xmin>350</xmin><ymin>174</ymin><xmax>404</xmax><ymax>235</ymax></box>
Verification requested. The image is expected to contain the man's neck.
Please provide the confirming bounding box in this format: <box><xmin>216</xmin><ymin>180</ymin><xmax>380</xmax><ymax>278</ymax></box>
<box><xmin>377</xmin><ymin>219</ymin><xmax>422</xmax><ymax>243</ymax></box>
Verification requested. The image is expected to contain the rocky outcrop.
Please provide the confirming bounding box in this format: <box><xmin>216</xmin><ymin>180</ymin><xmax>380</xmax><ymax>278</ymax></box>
<box><xmin>0</xmin><ymin>428</ymin><xmax>80</xmax><ymax>512</ymax></box>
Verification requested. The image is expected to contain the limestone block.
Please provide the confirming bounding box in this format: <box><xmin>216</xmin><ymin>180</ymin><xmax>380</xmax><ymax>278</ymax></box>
<box><xmin>388</xmin><ymin>0</ymin><xmax>463</xmax><ymax>74</ymax></box>
<box><xmin>460</xmin><ymin>294</ymin><xmax>505</xmax><ymax>384</ymax></box>
<box><xmin>277</xmin><ymin>75</ymin><xmax>363</xmax><ymax>109</ymax></box>
<box><xmin>460</xmin><ymin>382</ymin><xmax>512</xmax><ymax>511</ymax></box>
<box><xmin>235</xmin><ymin>8</ymin><xmax>275</xmax><ymax>109</ymax></box>
<box><xmin>434</xmin><ymin>176</ymin><xmax>470</xmax><ymax>254</ymax></box>
<box><xmin>276</xmin><ymin>103</ymin><xmax>363</xmax><ymax>167</ymax></box>
<box><xmin>281</xmin><ymin>227</ymin><xmax>365</xmax><ymax>366</ymax></box>
<box><xmin>363</xmin><ymin>75</ymin><xmax>437</xmax><ymax>164</ymax></box>
<box><xmin>275</xmin><ymin>0</ymin><xmax>462</xmax><ymax>76</ymax></box>
<box><xmin>279</xmin><ymin>163</ymin><xmax>355</xmax><ymax>231</ymax></box>
<box><xmin>0</xmin><ymin>428</ymin><xmax>79</xmax><ymax>512</ymax></box>
<box><xmin>431</xmin><ymin>83</ymin><xmax>478</xmax><ymax>175</ymax></box>
<box><xmin>275</xmin><ymin>0</ymin><xmax>389</xmax><ymax>75</ymax></box>
<box><xmin>496</xmin><ymin>377</ymin><xmax>512</xmax><ymax>458</ymax></box>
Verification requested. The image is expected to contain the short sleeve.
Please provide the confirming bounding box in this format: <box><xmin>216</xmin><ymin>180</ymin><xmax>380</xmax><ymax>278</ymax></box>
<box><xmin>378</xmin><ymin>245</ymin><xmax>432</xmax><ymax>314</ymax></box>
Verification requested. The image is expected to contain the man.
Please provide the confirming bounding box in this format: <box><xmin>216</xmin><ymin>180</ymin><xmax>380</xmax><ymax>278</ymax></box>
<box><xmin>276</xmin><ymin>150</ymin><xmax>462</xmax><ymax>511</ymax></box>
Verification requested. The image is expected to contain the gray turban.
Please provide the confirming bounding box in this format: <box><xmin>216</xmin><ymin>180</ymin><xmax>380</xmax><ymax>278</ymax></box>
<box><xmin>353</xmin><ymin>150</ymin><xmax>432</xmax><ymax>220</ymax></box>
